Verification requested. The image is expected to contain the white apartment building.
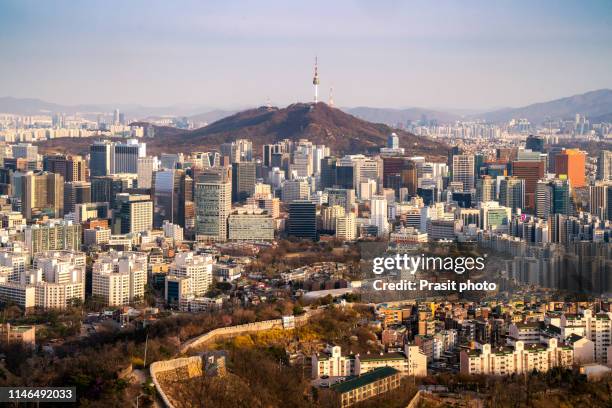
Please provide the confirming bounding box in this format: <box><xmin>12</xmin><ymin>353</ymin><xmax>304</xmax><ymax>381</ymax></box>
<box><xmin>561</xmin><ymin>310</ymin><xmax>612</xmax><ymax>364</ymax></box>
<box><xmin>312</xmin><ymin>344</ymin><xmax>427</xmax><ymax>380</ymax></box>
<box><xmin>0</xmin><ymin>250</ymin><xmax>28</xmax><ymax>282</ymax></box>
<box><xmin>92</xmin><ymin>251</ymin><xmax>147</xmax><ymax>306</ymax></box>
<box><xmin>460</xmin><ymin>339</ymin><xmax>573</xmax><ymax>376</ymax></box>
<box><xmin>336</xmin><ymin>213</ymin><xmax>357</xmax><ymax>241</ymax></box>
<box><xmin>168</xmin><ymin>252</ymin><xmax>213</xmax><ymax>297</ymax></box>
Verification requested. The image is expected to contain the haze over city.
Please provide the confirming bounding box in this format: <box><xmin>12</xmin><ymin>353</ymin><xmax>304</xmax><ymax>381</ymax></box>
<box><xmin>0</xmin><ymin>2</ymin><xmax>612</xmax><ymax>407</ymax></box>
<box><xmin>2</xmin><ymin>0</ymin><xmax>612</xmax><ymax>109</ymax></box>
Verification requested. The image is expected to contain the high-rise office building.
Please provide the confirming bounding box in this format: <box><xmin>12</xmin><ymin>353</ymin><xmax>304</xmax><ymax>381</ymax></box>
<box><xmin>452</xmin><ymin>155</ymin><xmax>475</xmax><ymax>192</ymax></box>
<box><xmin>320</xmin><ymin>156</ymin><xmax>337</xmax><ymax>190</ymax></box>
<box><xmin>476</xmin><ymin>176</ymin><xmax>496</xmax><ymax>203</ymax></box>
<box><xmin>43</xmin><ymin>154</ymin><xmax>87</xmax><ymax>182</ymax></box>
<box><xmin>325</xmin><ymin>188</ymin><xmax>355</xmax><ymax>213</ymax></box>
<box><xmin>597</xmin><ymin>150</ymin><xmax>612</xmax><ymax>181</ymax></box>
<box><xmin>288</xmin><ymin>200</ymin><xmax>317</xmax><ymax>241</ymax></box>
<box><xmin>63</xmin><ymin>181</ymin><xmax>91</xmax><ymax>214</ymax></box>
<box><xmin>195</xmin><ymin>167</ymin><xmax>231</xmax><ymax>242</ymax></box>
<box><xmin>90</xmin><ymin>141</ymin><xmax>114</xmax><ymax>177</ymax></box>
<box><xmin>221</xmin><ymin>139</ymin><xmax>252</xmax><ymax>163</ymax></box>
<box><xmin>231</xmin><ymin>161</ymin><xmax>256</xmax><ymax>203</ymax></box>
<box><xmin>511</xmin><ymin>160</ymin><xmax>544</xmax><ymax>211</ymax></box>
<box><xmin>551</xmin><ymin>178</ymin><xmax>572</xmax><ymax>216</ymax></box>
<box><xmin>263</xmin><ymin>143</ymin><xmax>284</xmax><ymax>168</ymax></box>
<box><xmin>370</xmin><ymin>195</ymin><xmax>389</xmax><ymax>238</ymax></box>
<box><xmin>535</xmin><ymin>181</ymin><xmax>553</xmax><ymax>219</ymax></box>
<box><xmin>114</xmin><ymin>193</ymin><xmax>153</xmax><ymax>234</ymax></box>
<box><xmin>152</xmin><ymin>169</ymin><xmax>187</xmax><ymax>228</ymax></box>
<box><xmin>113</xmin><ymin>139</ymin><xmax>146</xmax><ymax>174</ymax></box>
<box><xmin>499</xmin><ymin>177</ymin><xmax>525</xmax><ymax>213</ymax></box>
<box><xmin>282</xmin><ymin>179</ymin><xmax>310</xmax><ymax>203</ymax></box>
<box><xmin>20</xmin><ymin>171</ymin><xmax>64</xmax><ymax>220</ymax></box>
<box><xmin>137</xmin><ymin>156</ymin><xmax>158</xmax><ymax>189</ymax></box>
<box><xmin>91</xmin><ymin>174</ymin><xmax>137</xmax><ymax>209</ymax></box>
<box><xmin>555</xmin><ymin>149</ymin><xmax>586</xmax><ymax>188</ymax></box>
<box><xmin>525</xmin><ymin>135</ymin><xmax>544</xmax><ymax>152</ymax></box>
<box><xmin>589</xmin><ymin>181</ymin><xmax>611</xmax><ymax>221</ymax></box>
<box><xmin>321</xmin><ymin>205</ymin><xmax>345</xmax><ymax>232</ymax></box>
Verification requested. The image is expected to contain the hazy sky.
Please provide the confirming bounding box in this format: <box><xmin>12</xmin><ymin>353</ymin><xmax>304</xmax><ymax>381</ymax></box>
<box><xmin>1</xmin><ymin>0</ymin><xmax>612</xmax><ymax>110</ymax></box>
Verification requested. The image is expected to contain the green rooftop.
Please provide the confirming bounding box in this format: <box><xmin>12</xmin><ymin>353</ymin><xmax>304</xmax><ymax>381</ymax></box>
<box><xmin>331</xmin><ymin>367</ymin><xmax>399</xmax><ymax>394</ymax></box>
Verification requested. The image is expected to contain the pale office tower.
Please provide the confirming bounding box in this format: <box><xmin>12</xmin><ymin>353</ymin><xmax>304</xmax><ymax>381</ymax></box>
<box><xmin>476</xmin><ymin>176</ymin><xmax>496</xmax><ymax>202</ymax></box>
<box><xmin>535</xmin><ymin>180</ymin><xmax>553</xmax><ymax>219</ymax></box>
<box><xmin>452</xmin><ymin>154</ymin><xmax>475</xmax><ymax>191</ymax></box>
<box><xmin>113</xmin><ymin>139</ymin><xmax>146</xmax><ymax>174</ymax></box>
<box><xmin>354</xmin><ymin>156</ymin><xmax>381</xmax><ymax>196</ymax></box>
<box><xmin>268</xmin><ymin>167</ymin><xmax>286</xmax><ymax>189</ymax></box>
<box><xmin>370</xmin><ymin>195</ymin><xmax>389</xmax><ymax>238</ymax></box>
<box><xmin>460</xmin><ymin>339</ymin><xmax>573</xmax><ymax>375</ymax></box>
<box><xmin>169</xmin><ymin>252</ymin><xmax>213</xmax><ymax>296</ymax></box>
<box><xmin>597</xmin><ymin>150</ymin><xmax>612</xmax><ymax>181</ymax></box>
<box><xmin>25</xmin><ymin>220</ymin><xmax>81</xmax><ymax>255</ymax></box>
<box><xmin>335</xmin><ymin>212</ymin><xmax>356</xmax><ymax>241</ymax></box>
<box><xmin>325</xmin><ymin>188</ymin><xmax>355</xmax><ymax>213</ymax></box>
<box><xmin>321</xmin><ymin>205</ymin><xmax>345</xmax><ymax>231</ymax></box>
<box><xmin>291</xmin><ymin>151</ymin><xmax>312</xmax><ymax>178</ymax></box>
<box><xmin>227</xmin><ymin>207</ymin><xmax>275</xmax><ymax>241</ymax></box>
<box><xmin>388</xmin><ymin>133</ymin><xmax>399</xmax><ymax>149</ymax></box>
<box><xmin>0</xmin><ymin>250</ymin><xmax>27</xmax><ymax>282</ymax></box>
<box><xmin>163</xmin><ymin>220</ymin><xmax>184</xmax><ymax>242</ymax></box>
<box><xmin>589</xmin><ymin>182</ymin><xmax>610</xmax><ymax>220</ymax></box>
<box><xmin>92</xmin><ymin>251</ymin><xmax>148</xmax><ymax>306</ymax></box>
<box><xmin>195</xmin><ymin>180</ymin><xmax>231</xmax><ymax>242</ymax></box>
<box><xmin>220</xmin><ymin>139</ymin><xmax>252</xmax><ymax>163</ymax></box>
<box><xmin>137</xmin><ymin>156</ymin><xmax>159</xmax><ymax>189</ymax></box>
<box><xmin>312</xmin><ymin>145</ymin><xmax>329</xmax><ymax>176</ymax></box>
<box><xmin>359</xmin><ymin>179</ymin><xmax>378</xmax><ymax>200</ymax></box>
<box><xmin>281</xmin><ymin>179</ymin><xmax>310</xmax><ymax>203</ymax></box>
<box><xmin>19</xmin><ymin>171</ymin><xmax>64</xmax><ymax>220</ymax></box>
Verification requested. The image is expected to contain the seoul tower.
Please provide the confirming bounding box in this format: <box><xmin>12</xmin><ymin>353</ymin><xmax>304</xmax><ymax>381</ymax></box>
<box><xmin>312</xmin><ymin>56</ymin><xmax>320</xmax><ymax>103</ymax></box>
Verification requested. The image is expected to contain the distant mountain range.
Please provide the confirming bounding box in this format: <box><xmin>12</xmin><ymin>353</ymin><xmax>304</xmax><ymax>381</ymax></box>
<box><xmin>473</xmin><ymin>89</ymin><xmax>612</xmax><ymax>124</ymax></box>
<box><xmin>36</xmin><ymin>102</ymin><xmax>449</xmax><ymax>160</ymax></box>
<box><xmin>8</xmin><ymin>88</ymin><xmax>612</xmax><ymax>126</ymax></box>
<box><xmin>0</xmin><ymin>96</ymin><xmax>216</xmax><ymax>117</ymax></box>
<box><xmin>343</xmin><ymin>107</ymin><xmax>460</xmax><ymax>125</ymax></box>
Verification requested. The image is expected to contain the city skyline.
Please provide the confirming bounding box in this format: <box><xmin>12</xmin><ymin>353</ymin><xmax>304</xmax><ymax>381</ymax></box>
<box><xmin>1</xmin><ymin>1</ymin><xmax>612</xmax><ymax>110</ymax></box>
